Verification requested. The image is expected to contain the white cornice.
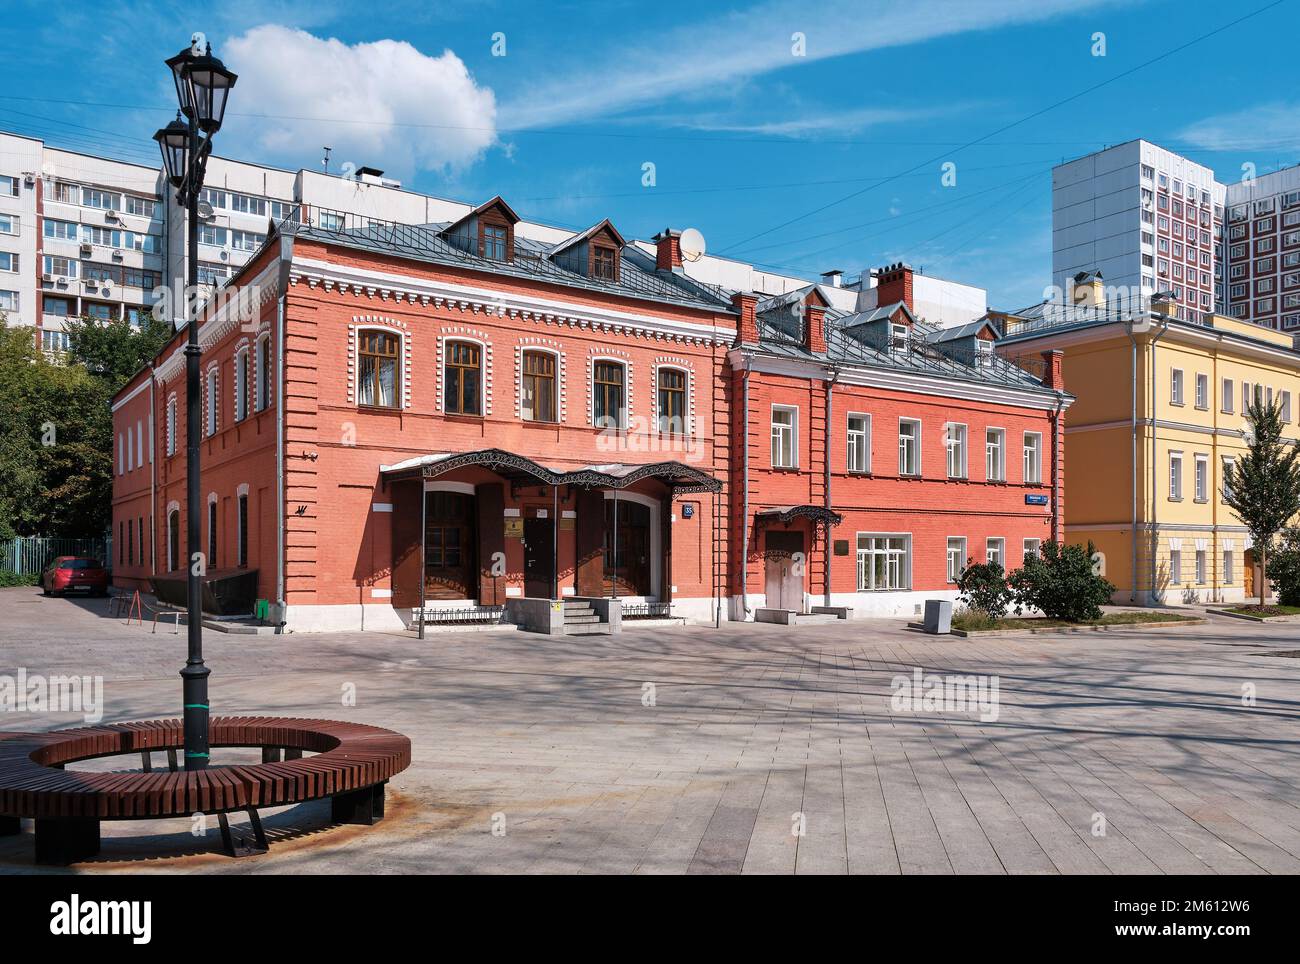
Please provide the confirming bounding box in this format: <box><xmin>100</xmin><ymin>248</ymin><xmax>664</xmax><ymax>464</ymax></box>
<box><xmin>289</xmin><ymin>256</ymin><xmax>736</xmax><ymax>347</ymax></box>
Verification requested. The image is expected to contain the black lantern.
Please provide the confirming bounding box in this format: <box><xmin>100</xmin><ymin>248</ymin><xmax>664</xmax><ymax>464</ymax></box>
<box><xmin>153</xmin><ymin>113</ymin><xmax>190</xmax><ymax>188</ymax></box>
<box><xmin>184</xmin><ymin>46</ymin><xmax>238</xmax><ymax>134</ymax></box>
<box><xmin>164</xmin><ymin>48</ymin><xmax>197</xmax><ymax>120</ymax></box>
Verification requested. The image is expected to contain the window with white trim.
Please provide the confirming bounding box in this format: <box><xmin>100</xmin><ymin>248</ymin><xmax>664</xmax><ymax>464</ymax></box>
<box><xmin>256</xmin><ymin>333</ymin><xmax>272</xmax><ymax>411</ymax></box>
<box><xmin>1194</xmin><ymin>454</ymin><xmax>1208</xmax><ymax>503</ymax></box>
<box><xmin>945</xmin><ymin>423</ymin><xmax>967</xmax><ymax>479</ymax></box>
<box><xmin>166</xmin><ymin>396</ymin><xmax>177</xmax><ymax>456</ymax></box>
<box><xmin>986</xmin><ymin>537</ymin><xmax>1004</xmax><ymax>568</ymax></box>
<box><xmin>847</xmin><ymin>414</ymin><xmax>870</xmax><ymax>473</ymax></box>
<box><xmin>592</xmin><ymin>359</ymin><xmax>626</xmax><ymax>429</ymax></box>
<box><xmin>899</xmin><ymin>418</ymin><xmax>921</xmax><ymax>476</ymax></box>
<box><xmin>946</xmin><ymin>538</ymin><xmax>966</xmax><ymax>583</ymax></box>
<box><xmin>1222</xmin><ymin>378</ymin><xmax>1233</xmax><ymax>414</ymax></box>
<box><xmin>1169</xmin><ymin>451</ymin><xmax>1183</xmax><ymax>500</ymax></box>
<box><xmin>1195</xmin><ymin>373</ymin><xmax>1208</xmax><ymax>409</ymax></box>
<box><xmin>771</xmin><ymin>406</ymin><xmax>797</xmax><ymax>468</ymax></box>
<box><xmin>1023</xmin><ymin>538</ymin><xmax>1041</xmax><ymax>561</ymax></box>
<box><xmin>857</xmin><ymin>533</ymin><xmax>909</xmax><ymax>591</ymax></box>
<box><xmin>1022</xmin><ymin>432</ymin><xmax>1042</xmax><ymax>484</ymax></box>
<box><xmin>235</xmin><ymin>348</ymin><xmax>249</xmax><ymax>421</ymax></box>
<box><xmin>205</xmin><ymin>367</ymin><xmax>218</xmax><ymax>437</ymax></box>
<box><xmin>1169</xmin><ymin>547</ymin><xmax>1181</xmax><ymax>583</ymax></box>
<box><xmin>1170</xmin><ymin>367</ymin><xmax>1184</xmax><ymax>405</ymax></box>
<box><xmin>986</xmin><ymin>428</ymin><xmax>1005</xmax><ymax>481</ymax></box>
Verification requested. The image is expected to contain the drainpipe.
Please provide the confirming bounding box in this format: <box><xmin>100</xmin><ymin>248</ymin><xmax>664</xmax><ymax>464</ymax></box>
<box><xmin>823</xmin><ymin>364</ymin><xmax>840</xmax><ymax>607</ymax></box>
<box><xmin>1147</xmin><ymin>311</ymin><xmax>1171</xmax><ymax>604</ymax></box>
<box><xmin>740</xmin><ymin>360</ymin><xmax>753</xmax><ymax>618</ymax></box>
<box><xmin>149</xmin><ymin>371</ymin><xmax>157</xmax><ymax>578</ymax></box>
<box><xmin>274</xmin><ymin>233</ymin><xmax>293</xmax><ymax>630</ymax></box>
<box><xmin>1051</xmin><ymin>390</ymin><xmax>1065</xmax><ymax>544</ymax></box>
<box><xmin>1126</xmin><ymin>326</ymin><xmax>1138</xmax><ymax>602</ymax></box>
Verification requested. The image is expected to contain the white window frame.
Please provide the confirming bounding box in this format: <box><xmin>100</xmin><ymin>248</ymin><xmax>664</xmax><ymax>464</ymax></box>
<box><xmin>166</xmin><ymin>396</ymin><xmax>177</xmax><ymax>456</ymax></box>
<box><xmin>846</xmin><ymin>413</ymin><xmax>871</xmax><ymax>474</ymax></box>
<box><xmin>985</xmin><ymin>428</ymin><xmax>1005</xmax><ymax>482</ymax></box>
<box><xmin>1169</xmin><ymin>547</ymin><xmax>1182</xmax><ymax>583</ymax></box>
<box><xmin>899</xmin><ymin>418</ymin><xmax>921</xmax><ymax>476</ymax></box>
<box><xmin>1023</xmin><ymin>538</ymin><xmax>1041</xmax><ymax>561</ymax></box>
<box><xmin>205</xmin><ymin>367</ymin><xmax>218</xmax><ymax>437</ymax></box>
<box><xmin>1195</xmin><ymin>549</ymin><xmax>1206</xmax><ymax>585</ymax></box>
<box><xmin>1169</xmin><ymin>451</ymin><xmax>1183</xmax><ymax>501</ymax></box>
<box><xmin>1170</xmin><ymin>367</ymin><xmax>1184</xmax><ymax>405</ymax></box>
<box><xmin>1194</xmin><ymin>373</ymin><xmax>1208</xmax><ymax>410</ymax></box>
<box><xmin>1221</xmin><ymin>378</ymin><xmax>1234</xmax><ymax>414</ymax></box>
<box><xmin>986</xmin><ymin>537</ymin><xmax>1005</xmax><ymax>569</ymax></box>
<box><xmin>771</xmin><ymin>405</ymin><xmax>798</xmax><ymax>469</ymax></box>
<box><xmin>255</xmin><ymin>332</ymin><xmax>272</xmax><ymax>412</ymax></box>
<box><xmin>856</xmin><ymin>532</ymin><xmax>911</xmax><ymax>591</ymax></box>
<box><xmin>1194</xmin><ymin>454</ymin><xmax>1208</xmax><ymax>503</ymax></box>
<box><xmin>945</xmin><ymin>422</ymin><xmax>968</xmax><ymax>479</ymax></box>
<box><xmin>946</xmin><ymin>537</ymin><xmax>966</xmax><ymax>583</ymax></box>
<box><xmin>235</xmin><ymin>347</ymin><xmax>249</xmax><ymax>422</ymax></box>
<box><xmin>1022</xmin><ymin>432</ymin><xmax>1042</xmax><ymax>484</ymax></box>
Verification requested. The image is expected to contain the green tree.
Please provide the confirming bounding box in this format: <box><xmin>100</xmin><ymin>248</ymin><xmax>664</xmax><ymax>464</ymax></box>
<box><xmin>956</xmin><ymin>560</ymin><xmax>1014</xmax><ymax>619</ymax></box>
<box><xmin>0</xmin><ymin>314</ymin><xmax>169</xmax><ymax>537</ymax></box>
<box><xmin>1222</xmin><ymin>398</ymin><xmax>1300</xmax><ymax>608</ymax></box>
<box><xmin>65</xmin><ymin>313</ymin><xmax>172</xmax><ymax>384</ymax></box>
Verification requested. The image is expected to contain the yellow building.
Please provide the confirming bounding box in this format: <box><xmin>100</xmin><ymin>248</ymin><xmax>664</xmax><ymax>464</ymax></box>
<box><xmin>996</xmin><ymin>278</ymin><xmax>1300</xmax><ymax>606</ymax></box>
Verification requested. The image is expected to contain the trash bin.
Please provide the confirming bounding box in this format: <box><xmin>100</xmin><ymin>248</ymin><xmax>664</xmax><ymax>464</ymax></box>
<box><xmin>923</xmin><ymin>599</ymin><xmax>952</xmax><ymax>634</ymax></box>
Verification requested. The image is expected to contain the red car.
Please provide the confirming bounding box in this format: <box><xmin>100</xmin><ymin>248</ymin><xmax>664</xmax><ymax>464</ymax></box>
<box><xmin>41</xmin><ymin>556</ymin><xmax>109</xmax><ymax>597</ymax></box>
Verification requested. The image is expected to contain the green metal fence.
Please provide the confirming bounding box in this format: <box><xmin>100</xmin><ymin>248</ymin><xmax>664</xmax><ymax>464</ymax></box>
<box><xmin>0</xmin><ymin>535</ymin><xmax>112</xmax><ymax>575</ymax></box>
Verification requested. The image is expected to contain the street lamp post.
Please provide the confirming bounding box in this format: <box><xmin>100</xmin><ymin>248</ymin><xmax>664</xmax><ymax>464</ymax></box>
<box><xmin>154</xmin><ymin>37</ymin><xmax>237</xmax><ymax>772</ymax></box>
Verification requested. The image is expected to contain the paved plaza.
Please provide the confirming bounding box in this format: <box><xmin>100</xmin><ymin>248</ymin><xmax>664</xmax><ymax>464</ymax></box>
<box><xmin>2</xmin><ymin>587</ymin><xmax>1300</xmax><ymax>874</ymax></box>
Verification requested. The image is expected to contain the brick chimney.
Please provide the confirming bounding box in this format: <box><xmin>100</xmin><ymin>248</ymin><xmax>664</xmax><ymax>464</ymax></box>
<box><xmin>1041</xmin><ymin>349</ymin><xmax>1064</xmax><ymax>391</ymax></box>
<box><xmin>875</xmin><ymin>262</ymin><xmax>914</xmax><ymax>312</ymax></box>
<box><xmin>732</xmin><ymin>292</ymin><xmax>758</xmax><ymax>346</ymax></box>
<box><xmin>654</xmin><ymin>229</ymin><xmax>682</xmax><ymax>271</ymax></box>
<box><xmin>804</xmin><ymin>299</ymin><xmax>826</xmax><ymax>355</ymax></box>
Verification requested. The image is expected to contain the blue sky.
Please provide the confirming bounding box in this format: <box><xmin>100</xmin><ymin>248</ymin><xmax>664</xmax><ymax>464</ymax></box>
<box><xmin>1</xmin><ymin>0</ymin><xmax>1297</xmax><ymax>308</ymax></box>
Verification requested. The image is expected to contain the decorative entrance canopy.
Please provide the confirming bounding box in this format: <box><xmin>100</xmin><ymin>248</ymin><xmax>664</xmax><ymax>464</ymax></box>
<box><xmin>755</xmin><ymin>505</ymin><xmax>844</xmax><ymax>526</ymax></box>
<box><xmin>380</xmin><ymin>447</ymin><xmax>721</xmax><ymax>494</ymax></box>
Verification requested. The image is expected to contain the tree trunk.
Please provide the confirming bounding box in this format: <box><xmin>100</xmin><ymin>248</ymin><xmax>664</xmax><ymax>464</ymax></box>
<box><xmin>1260</xmin><ymin>543</ymin><xmax>1268</xmax><ymax>608</ymax></box>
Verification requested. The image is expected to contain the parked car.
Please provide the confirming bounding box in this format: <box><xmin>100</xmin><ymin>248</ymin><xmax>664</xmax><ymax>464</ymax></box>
<box><xmin>41</xmin><ymin>556</ymin><xmax>108</xmax><ymax>597</ymax></box>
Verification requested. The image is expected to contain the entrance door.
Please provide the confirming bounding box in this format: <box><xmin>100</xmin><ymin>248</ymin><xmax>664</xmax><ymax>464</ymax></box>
<box><xmin>604</xmin><ymin>499</ymin><xmax>652</xmax><ymax>596</ymax></box>
<box><xmin>764</xmin><ymin>530</ymin><xmax>805</xmax><ymax>612</ymax></box>
<box><xmin>424</xmin><ymin>491</ymin><xmax>477</xmax><ymax>600</ymax></box>
<box><xmin>523</xmin><ymin>511</ymin><xmax>554</xmax><ymax>598</ymax></box>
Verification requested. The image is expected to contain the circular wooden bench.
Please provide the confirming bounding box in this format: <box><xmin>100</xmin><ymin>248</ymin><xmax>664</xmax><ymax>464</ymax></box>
<box><xmin>0</xmin><ymin>717</ymin><xmax>411</xmax><ymax>864</ymax></box>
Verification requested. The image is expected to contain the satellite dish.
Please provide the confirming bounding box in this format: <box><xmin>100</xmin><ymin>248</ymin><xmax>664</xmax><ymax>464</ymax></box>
<box><xmin>197</xmin><ymin>200</ymin><xmax>215</xmax><ymax>220</ymax></box>
<box><xmin>679</xmin><ymin>227</ymin><xmax>706</xmax><ymax>263</ymax></box>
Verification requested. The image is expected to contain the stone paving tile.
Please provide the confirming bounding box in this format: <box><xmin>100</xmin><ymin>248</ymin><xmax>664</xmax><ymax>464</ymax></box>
<box><xmin>3</xmin><ymin>588</ymin><xmax>1300</xmax><ymax>874</ymax></box>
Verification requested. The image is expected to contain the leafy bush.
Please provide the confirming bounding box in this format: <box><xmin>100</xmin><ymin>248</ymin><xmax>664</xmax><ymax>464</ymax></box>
<box><xmin>1007</xmin><ymin>540</ymin><xmax>1115</xmax><ymax>622</ymax></box>
<box><xmin>957</xmin><ymin>560</ymin><xmax>1014</xmax><ymax>618</ymax></box>
<box><xmin>951</xmin><ymin>607</ymin><xmax>999</xmax><ymax>631</ymax></box>
<box><xmin>0</xmin><ymin>570</ymin><xmax>39</xmax><ymax>587</ymax></box>
<box><xmin>1265</xmin><ymin>527</ymin><xmax>1300</xmax><ymax>607</ymax></box>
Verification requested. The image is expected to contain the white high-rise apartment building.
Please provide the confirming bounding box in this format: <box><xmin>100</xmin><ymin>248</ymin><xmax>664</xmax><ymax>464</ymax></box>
<box><xmin>0</xmin><ymin>131</ymin><xmax>166</xmax><ymax>355</ymax></box>
<box><xmin>1222</xmin><ymin>164</ymin><xmax>1300</xmax><ymax>331</ymax></box>
<box><xmin>1052</xmin><ymin>140</ymin><xmax>1225</xmax><ymax>320</ymax></box>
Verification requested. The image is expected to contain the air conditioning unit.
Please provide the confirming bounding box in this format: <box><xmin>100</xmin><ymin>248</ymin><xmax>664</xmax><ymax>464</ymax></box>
<box><xmin>104</xmin><ymin>210</ymin><xmax>118</xmax><ymax>223</ymax></box>
<box><xmin>41</xmin><ymin>272</ymin><xmax>52</xmax><ymax>282</ymax></box>
<box><xmin>23</xmin><ymin>173</ymin><xmax>35</xmax><ymax>187</ymax></box>
<box><xmin>80</xmin><ymin>243</ymin><xmax>93</xmax><ymax>256</ymax></box>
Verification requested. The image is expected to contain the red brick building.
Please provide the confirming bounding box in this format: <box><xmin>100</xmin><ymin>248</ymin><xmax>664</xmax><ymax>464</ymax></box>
<box><xmin>110</xmin><ymin>201</ymin><xmax>1069</xmax><ymax>632</ymax></box>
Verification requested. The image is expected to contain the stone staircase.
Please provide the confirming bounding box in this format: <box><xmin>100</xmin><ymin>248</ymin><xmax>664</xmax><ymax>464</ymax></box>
<box><xmin>563</xmin><ymin>599</ymin><xmax>611</xmax><ymax>635</ymax></box>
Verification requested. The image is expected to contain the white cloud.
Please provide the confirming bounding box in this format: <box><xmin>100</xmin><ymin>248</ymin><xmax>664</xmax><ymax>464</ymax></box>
<box><xmin>498</xmin><ymin>0</ymin><xmax>1115</xmax><ymax>130</ymax></box>
<box><xmin>220</xmin><ymin>25</ymin><xmax>496</xmax><ymax>177</ymax></box>
<box><xmin>647</xmin><ymin>106</ymin><xmax>951</xmax><ymax>138</ymax></box>
<box><xmin>1179</xmin><ymin>102</ymin><xmax>1300</xmax><ymax>153</ymax></box>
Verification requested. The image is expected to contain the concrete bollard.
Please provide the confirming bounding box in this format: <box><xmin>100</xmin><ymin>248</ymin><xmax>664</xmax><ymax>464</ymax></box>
<box><xmin>923</xmin><ymin>599</ymin><xmax>953</xmax><ymax>635</ymax></box>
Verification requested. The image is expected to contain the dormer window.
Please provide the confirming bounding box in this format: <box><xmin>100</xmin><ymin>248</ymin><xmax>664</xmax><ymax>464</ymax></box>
<box><xmin>481</xmin><ymin>223</ymin><xmax>508</xmax><ymax>261</ymax></box>
<box><xmin>592</xmin><ymin>245</ymin><xmax>618</xmax><ymax>281</ymax></box>
<box><xmin>890</xmin><ymin>323</ymin><xmax>909</xmax><ymax>355</ymax></box>
<box><xmin>976</xmin><ymin>339</ymin><xmax>993</xmax><ymax>366</ymax></box>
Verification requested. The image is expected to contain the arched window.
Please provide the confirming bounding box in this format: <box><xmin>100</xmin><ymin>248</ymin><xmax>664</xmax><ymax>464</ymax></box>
<box><xmin>593</xmin><ymin>360</ymin><xmax>625</xmax><ymax>429</ymax></box>
<box><xmin>445</xmin><ymin>340</ymin><xmax>482</xmax><ymax>415</ymax></box>
<box><xmin>167</xmin><ymin>509</ymin><xmax>180</xmax><ymax>572</ymax></box>
<box><xmin>235</xmin><ymin>348</ymin><xmax>249</xmax><ymax>421</ymax></box>
<box><xmin>358</xmin><ymin>330</ymin><xmax>399</xmax><ymax>408</ymax></box>
<box><xmin>205</xmin><ymin>367</ymin><xmax>218</xmax><ymax>436</ymax></box>
<box><xmin>165</xmin><ymin>396</ymin><xmax>177</xmax><ymax>456</ymax></box>
<box><xmin>256</xmin><ymin>334</ymin><xmax>272</xmax><ymax>411</ymax></box>
<box><xmin>521</xmin><ymin>350</ymin><xmax>556</xmax><ymax>422</ymax></box>
<box><xmin>657</xmin><ymin>368</ymin><xmax>687</xmax><ymax>433</ymax></box>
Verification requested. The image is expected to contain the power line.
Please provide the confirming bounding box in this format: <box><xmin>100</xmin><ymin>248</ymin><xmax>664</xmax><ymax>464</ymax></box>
<box><xmin>716</xmin><ymin>0</ymin><xmax>1290</xmax><ymax>254</ymax></box>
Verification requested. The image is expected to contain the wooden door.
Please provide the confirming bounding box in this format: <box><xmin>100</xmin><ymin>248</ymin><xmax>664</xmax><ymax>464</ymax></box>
<box><xmin>523</xmin><ymin>512</ymin><xmax>554</xmax><ymax>598</ymax></box>
<box><xmin>424</xmin><ymin>491</ymin><xmax>476</xmax><ymax>600</ymax></box>
<box><xmin>764</xmin><ymin>530</ymin><xmax>805</xmax><ymax>612</ymax></box>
